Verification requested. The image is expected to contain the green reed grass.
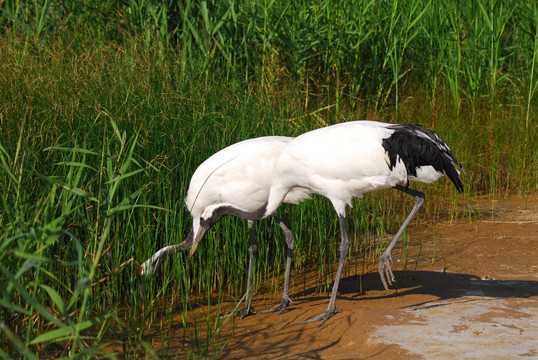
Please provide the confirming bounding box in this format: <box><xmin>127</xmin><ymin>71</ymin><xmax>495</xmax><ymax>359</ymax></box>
<box><xmin>2</xmin><ymin>0</ymin><xmax>538</xmax><ymax>108</ymax></box>
<box><xmin>1</xmin><ymin>0</ymin><xmax>537</xmax><ymax>357</ymax></box>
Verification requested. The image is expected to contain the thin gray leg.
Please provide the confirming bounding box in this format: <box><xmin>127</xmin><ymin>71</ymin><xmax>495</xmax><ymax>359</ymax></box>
<box><xmin>237</xmin><ymin>220</ymin><xmax>258</xmax><ymax>318</ymax></box>
<box><xmin>302</xmin><ymin>214</ymin><xmax>349</xmax><ymax>326</ymax></box>
<box><xmin>258</xmin><ymin>214</ymin><xmax>295</xmax><ymax>314</ymax></box>
<box><xmin>379</xmin><ymin>184</ymin><xmax>425</xmax><ymax>290</ymax></box>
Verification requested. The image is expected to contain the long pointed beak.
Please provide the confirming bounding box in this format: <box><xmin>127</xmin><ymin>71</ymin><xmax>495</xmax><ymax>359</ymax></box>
<box><xmin>189</xmin><ymin>226</ymin><xmax>207</xmax><ymax>257</ymax></box>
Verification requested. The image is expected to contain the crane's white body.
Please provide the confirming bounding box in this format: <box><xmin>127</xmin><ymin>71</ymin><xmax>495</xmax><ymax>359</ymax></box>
<box><xmin>265</xmin><ymin>121</ymin><xmax>447</xmax><ymax>217</ymax></box>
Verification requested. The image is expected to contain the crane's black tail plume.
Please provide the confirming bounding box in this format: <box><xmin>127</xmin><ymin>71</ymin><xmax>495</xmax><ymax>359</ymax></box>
<box><xmin>382</xmin><ymin>124</ymin><xmax>464</xmax><ymax>192</ymax></box>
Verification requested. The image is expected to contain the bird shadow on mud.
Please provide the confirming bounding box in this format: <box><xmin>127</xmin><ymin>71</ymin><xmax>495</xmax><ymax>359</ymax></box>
<box><xmin>327</xmin><ymin>270</ymin><xmax>538</xmax><ymax>305</ymax></box>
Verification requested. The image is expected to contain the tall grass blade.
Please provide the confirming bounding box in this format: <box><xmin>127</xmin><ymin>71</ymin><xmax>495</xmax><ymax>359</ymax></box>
<box><xmin>0</xmin><ymin>322</ymin><xmax>40</xmax><ymax>360</ymax></box>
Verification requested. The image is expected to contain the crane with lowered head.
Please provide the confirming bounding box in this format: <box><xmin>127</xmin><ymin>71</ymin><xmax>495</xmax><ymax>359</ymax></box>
<box><xmin>140</xmin><ymin>136</ymin><xmax>310</xmax><ymax>317</ymax></box>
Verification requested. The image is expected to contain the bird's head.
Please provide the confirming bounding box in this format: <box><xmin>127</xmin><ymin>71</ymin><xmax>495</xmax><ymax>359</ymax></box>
<box><xmin>139</xmin><ymin>251</ymin><xmax>163</xmax><ymax>276</ymax></box>
<box><xmin>189</xmin><ymin>203</ymin><xmax>242</xmax><ymax>256</ymax></box>
<box><xmin>189</xmin><ymin>203</ymin><xmax>226</xmax><ymax>256</ymax></box>
<box><xmin>189</xmin><ymin>202</ymin><xmax>266</xmax><ymax>256</ymax></box>
<box><xmin>139</xmin><ymin>261</ymin><xmax>153</xmax><ymax>276</ymax></box>
<box><xmin>139</xmin><ymin>233</ymin><xmax>194</xmax><ymax>277</ymax></box>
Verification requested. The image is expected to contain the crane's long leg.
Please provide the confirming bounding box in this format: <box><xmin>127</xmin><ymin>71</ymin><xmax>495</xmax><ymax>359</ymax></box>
<box><xmin>258</xmin><ymin>214</ymin><xmax>295</xmax><ymax>314</ymax></box>
<box><xmin>229</xmin><ymin>220</ymin><xmax>258</xmax><ymax>319</ymax></box>
<box><xmin>379</xmin><ymin>184</ymin><xmax>425</xmax><ymax>290</ymax></box>
<box><xmin>302</xmin><ymin>215</ymin><xmax>349</xmax><ymax>326</ymax></box>
<box><xmin>242</xmin><ymin>221</ymin><xmax>258</xmax><ymax>317</ymax></box>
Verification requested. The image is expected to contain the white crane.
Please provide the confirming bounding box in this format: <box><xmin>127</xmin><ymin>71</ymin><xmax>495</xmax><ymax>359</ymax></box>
<box><xmin>140</xmin><ymin>136</ymin><xmax>309</xmax><ymax>317</ymax></box>
<box><xmin>200</xmin><ymin>121</ymin><xmax>463</xmax><ymax>326</ymax></box>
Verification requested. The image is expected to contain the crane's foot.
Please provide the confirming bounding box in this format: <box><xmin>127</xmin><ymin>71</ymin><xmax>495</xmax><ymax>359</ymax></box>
<box><xmin>238</xmin><ymin>306</ymin><xmax>256</xmax><ymax>319</ymax></box>
<box><xmin>300</xmin><ymin>306</ymin><xmax>340</xmax><ymax>327</ymax></box>
<box><xmin>379</xmin><ymin>252</ymin><xmax>395</xmax><ymax>290</ymax></box>
<box><xmin>221</xmin><ymin>305</ymin><xmax>256</xmax><ymax>319</ymax></box>
<box><xmin>257</xmin><ymin>295</ymin><xmax>293</xmax><ymax>315</ymax></box>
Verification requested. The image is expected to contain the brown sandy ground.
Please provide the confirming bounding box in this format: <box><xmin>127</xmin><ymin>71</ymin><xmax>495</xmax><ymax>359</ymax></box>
<box><xmin>151</xmin><ymin>195</ymin><xmax>538</xmax><ymax>359</ymax></box>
